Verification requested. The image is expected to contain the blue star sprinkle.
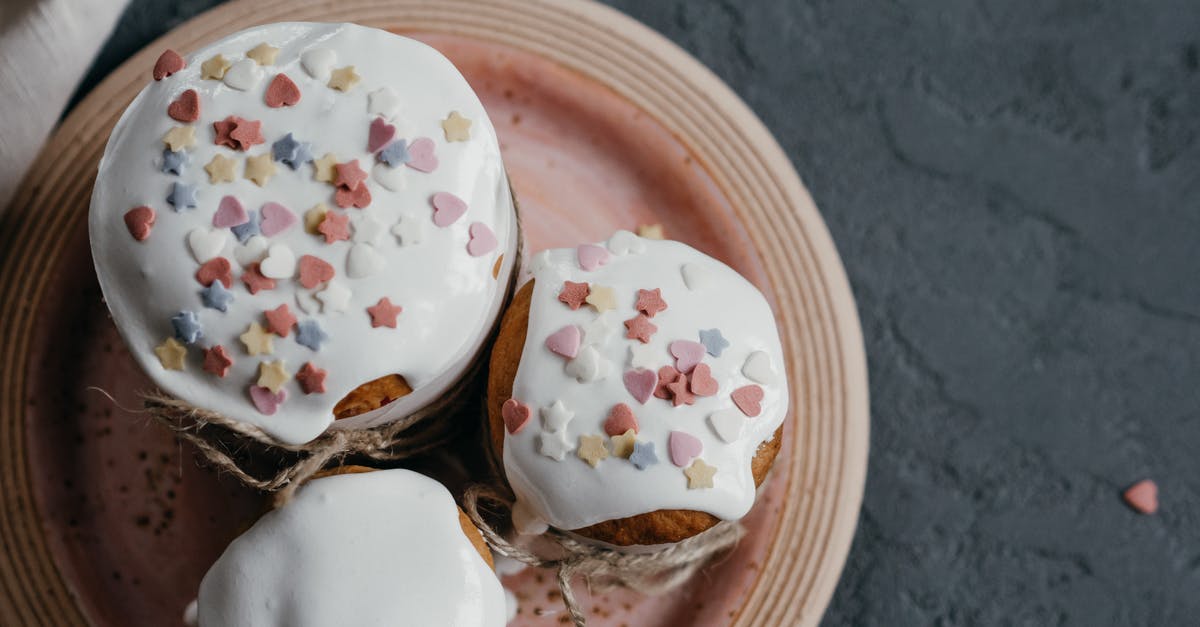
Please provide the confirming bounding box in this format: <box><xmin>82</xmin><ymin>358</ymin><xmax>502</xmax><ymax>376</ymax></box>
<box><xmin>231</xmin><ymin>209</ymin><xmax>260</xmax><ymax>243</ymax></box>
<box><xmin>171</xmin><ymin>310</ymin><xmax>203</xmax><ymax>344</ymax></box>
<box><xmin>288</xmin><ymin>140</ymin><xmax>314</xmax><ymax>169</ymax></box>
<box><xmin>199</xmin><ymin>281</ymin><xmax>234</xmax><ymax>312</ymax></box>
<box><xmin>271</xmin><ymin>133</ymin><xmax>314</xmax><ymax>170</ymax></box>
<box><xmin>295</xmin><ymin>319</ymin><xmax>329</xmax><ymax>351</ymax></box>
<box><xmin>161</xmin><ymin>147</ymin><xmax>188</xmax><ymax>175</ymax></box>
<box><xmin>166</xmin><ymin>181</ymin><xmax>198</xmax><ymax>211</ymax></box>
<box><xmin>377</xmin><ymin>139</ymin><xmax>410</xmax><ymax>167</ymax></box>
<box><xmin>698</xmin><ymin>328</ymin><xmax>729</xmax><ymax>357</ymax></box>
<box><xmin>629</xmin><ymin>441</ymin><xmax>658</xmax><ymax>470</ymax></box>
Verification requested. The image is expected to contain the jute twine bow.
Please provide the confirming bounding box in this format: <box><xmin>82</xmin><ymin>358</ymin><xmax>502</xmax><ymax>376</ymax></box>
<box><xmin>462</xmin><ymin>483</ymin><xmax>745</xmax><ymax>626</ymax></box>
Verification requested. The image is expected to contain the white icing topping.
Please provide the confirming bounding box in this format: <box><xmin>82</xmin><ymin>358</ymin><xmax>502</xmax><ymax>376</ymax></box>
<box><xmin>89</xmin><ymin>23</ymin><xmax>517</xmax><ymax>445</ymax></box>
<box><xmin>197</xmin><ymin>469</ymin><xmax>504</xmax><ymax>626</ymax></box>
<box><xmin>503</xmin><ymin>238</ymin><xmax>788</xmax><ymax>532</ymax></box>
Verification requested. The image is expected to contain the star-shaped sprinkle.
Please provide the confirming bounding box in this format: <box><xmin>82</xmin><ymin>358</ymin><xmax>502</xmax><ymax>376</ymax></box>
<box><xmin>204</xmin><ymin>154</ymin><xmax>236</xmax><ymax>183</ymax></box>
<box><xmin>699</xmin><ymin>328</ymin><xmax>730</xmax><ymax>357</ymax></box>
<box><xmin>213</xmin><ymin>117</ymin><xmax>237</xmax><ymax>149</ymax></box>
<box><xmin>295</xmin><ymin>319</ymin><xmax>329</xmax><ymax>351</ymax></box>
<box><xmin>200</xmin><ymin>54</ymin><xmax>232</xmax><ymax>80</ymax></box>
<box><xmin>163</xmin><ymin>126</ymin><xmax>196</xmax><ymax>151</ymax></box>
<box><xmin>541</xmin><ymin>399</ymin><xmax>574</xmax><ymax>431</ymax></box>
<box><xmin>391</xmin><ymin>214</ymin><xmax>423</xmax><ymax>245</ymax></box>
<box><xmin>368</xmin><ymin>87</ymin><xmax>401</xmax><ymax>119</ymax></box>
<box><xmin>317</xmin><ymin>211</ymin><xmax>350</xmax><ymax>243</ymax></box>
<box><xmin>154</xmin><ymin>337</ymin><xmax>187</xmax><ymax>370</ymax></box>
<box><xmin>304</xmin><ymin>204</ymin><xmax>328</xmax><ymax>235</ymax></box>
<box><xmin>200</xmin><ymin>281</ymin><xmax>234</xmax><ymax>312</ymax></box>
<box><xmin>611</xmin><ymin>429</ymin><xmax>637</xmax><ymax>459</ymax></box>
<box><xmin>585</xmin><ymin>285</ymin><xmax>616</xmax><ymax>313</ymax></box>
<box><xmin>167</xmin><ymin>182</ymin><xmax>197</xmax><ymax>210</ymax></box>
<box><xmin>171</xmin><ymin>310</ymin><xmax>203</xmax><ymax>344</ymax></box>
<box><xmin>667</xmin><ymin>373</ymin><xmax>696</xmax><ymax>406</ymax></box>
<box><xmin>239</xmin><ymin>321</ymin><xmax>273</xmax><ymax>356</ymax></box>
<box><xmin>246</xmin><ymin>42</ymin><xmax>280</xmax><ymax>65</ymax></box>
<box><xmin>367</xmin><ymin>297</ymin><xmax>403</xmax><ymax>328</ymax></box>
<box><xmin>271</xmin><ymin>133</ymin><xmax>305</xmax><ymax>167</ymax></box>
<box><xmin>333</xmin><ymin>160</ymin><xmax>367</xmax><ymax>189</ymax></box>
<box><xmin>558</xmin><ymin>281</ymin><xmax>590</xmax><ymax>310</ymax></box>
<box><xmin>577</xmin><ymin>435</ymin><xmax>609</xmax><ymax>468</ymax></box>
<box><xmin>441</xmin><ymin>110</ymin><xmax>472</xmax><ymax>141</ymax></box>
<box><xmin>684</xmin><ymin>459</ymin><xmax>717</xmax><ymax>489</ymax></box>
<box><xmin>377</xmin><ymin>139</ymin><xmax>410</xmax><ymax>167</ymax></box>
<box><xmin>264</xmin><ymin>304</ymin><xmax>297</xmax><ymax>337</ymax></box>
<box><xmin>352</xmin><ymin>213</ymin><xmax>384</xmax><ymax>245</ymax></box>
<box><xmin>202</xmin><ymin>345</ymin><xmax>233</xmax><ymax>377</ymax></box>
<box><xmin>624</xmin><ymin>314</ymin><xmax>657</xmax><ymax>343</ymax></box>
<box><xmin>161</xmin><ymin>148</ymin><xmax>188</xmax><ymax>175</ymax></box>
<box><xmin>287</xmin><ymin>141</ymin><xmax>314</xmax><ymax>170</ymax></box>
<box><xmin>296</xmin><ymin>362</ymin><xmax>327</xmax><ymax>394</ymax></box>
<box><xmin>231</xmin><ymin>210</ymin><xmax>260</xmax><ymax>243</ymax></box>
<box><xmin>312</xmin><ymin>153</ymin><xmax>337</xmax><ymax>183</ymax></box>
<box><xmin>635</xmin><ymin>288</ymin><xmax>668</xmax><ymax>317</ymax></box>
<box><xmin>637</xmin><ymin>224</ymin><xmax>664</xmax><ymax>240</ymax></box>
<box><xmin>538</xmin><ymin>430</ymin><xmax>573</xmax><ymax>461</ymax></box>
<box><xmin>316</xmin><ymin>281</ymin><xmax>351</xmax><ymax>313</ymax></box>
<box><xmin>630</xmin><ymin>441</ymin><xmax>658</xmax><ymax>470</ymax></box>
<box><xmin>241</xmin><ymin>263</ymin><xmax>276</xmax><ymax>294</ymax></box>
<box><xmin>244</xmin><ymin>153</ymin><xmax>277</xmax><ymax>186</ymax></box>
<box><xmin>628</xmin><ymin>343</ymin><xmax>660</xmax><ymax>369</ymax></box>
<box><xmin>257</xmin><ymin>360</ymin><xmax>291</xmax><ymax>393</ymax></box>
<box><xmin>328</xmin><ymin>66</ymin><xmax>360</xmax><ymax>91</ymax></box>
<box><xmin>230</xmin><ymin>120</ymin><xmax>264</xmax><ymax>151</ymax></box>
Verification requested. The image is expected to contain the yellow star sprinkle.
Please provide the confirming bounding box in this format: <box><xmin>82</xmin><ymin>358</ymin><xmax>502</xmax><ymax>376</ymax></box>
<box><xmin>205</xmin><ymin>154</ymin><xmax>237</xmax><ymax>183</ymax></box>
<box><xmin>200</xmin><ymin>54</ymin><xmax>232</xmax><ymax>80</ymax></box>
<box><xmin>610</xmin><ymin>429</ymin><xmax>637</xmax><ymax>459</ymax></box>
<box><xmin>684</xmin><ymin>458</ymin><xmax>717</xmax><ymax>489</ymax></box>
<box><xmin>585</xmin><ymin>285</ymin><xmax>616</xmax><ymax>313</ymax></box>
<box><xmin>246</xmin><ymin>43</ymin><xmax>280</xmax><ymax>66</ymax></box>
<box><xmin>162</xmin><ymin>126</ymin><xmax>196</xmax><ymax>152</ymax></box>
<box><xmin>304</xmin><ymin>204</ymin><xmax>329</xmax><ymax>235</ymax></box>
<box><xmin>244</xmin><ymin>153</ymin><xmax>277</xmax><ymax>187</ymax></box>
<box><xmin>257</xmin><ymin>360</ymin><xmax>291</xmax><ymax>393</ymax></box>
<box><xmin>577</xmin><ymin>434</ymin><xmax>609</xmax><ymax>467</ymax></box>
<box><xmin>441</xmin><ymin>110</ymin><xmax>472</xmax><ymax>142</ymax></box>
<box><xmin>154</xmin><ymin>337</ymin><xmax>187</xmax><ymax>370</ymax></box>
<box><xmin>637</xmin><ymin>224</ymin><xmax>664</xmax><ymax>240</ymax></box>
<box><xmin>240</xmin><ymin>322</ymin><xmax>273</xmax><ymax>356</ymax></box>
<box><xmin>312</xmin><ymin>153</ymin><xmax>338</xmax><ymax>183</ymax></box>
<box><xmin>328</xmin><ymin>66</ymin><xmax>360</xmax><ymax>92</ymax></box>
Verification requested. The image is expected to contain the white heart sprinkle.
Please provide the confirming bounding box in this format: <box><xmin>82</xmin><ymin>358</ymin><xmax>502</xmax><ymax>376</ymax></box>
<box><xmin>608</xmin><ymin>229</ymin><xmax>646</xmax><ymax>255</ymax></box>
<box><xmin>391</xmin><ymin>214</ymin><xmax>423</xmax><ymax>246</ymax></box>
<box><xmin>742</xmin><ymin>350</ymin><xmax>777</xmax><ymax>384</ymax></box>
<box><xmin>222</xmin><ymin>59</ymin><xmax>263</xmax><ymax>91</ymax></box>
<box><xmin>259</xmin><ymin>243</ymin><xmax>296</xmax><ymax>279</ymax></box>
<box><xmin>187</xmin><ymin>228</ymin><xmax>227</xmax><ymax>263</ymax></box>
<box><xmin>233</xmin><ymin>235</ymin><xmax>268</xmax><ymax>267</ymax></box>
<box><xmin>316</xmin><ymin>280</ymin><xmax>351</xmax><ymax>313</ymax></box>
<box><xmin>681</xmin><ymin>262</ymin><xmax>713</xmax><ymax>290</ymax></box>
<box><xmin>300</xmin><ymin>48</ymin><xmax>336</xmax><ymax>81</ymax></box>
<box><xmin>295</xmin><ymin>289</ymin><xmax>321</xmax><ymax>314</ymax></box>
<box><xmin>709</xmin><ymin>408</ymin><xmax>745</xmax><ymax>443</ymax></box>
<box><xmin>346</xmin><ymin>243</ymin><xmax>384</xmax><ymax>279</ymax></box>
<box><xmin>565</xmin><ymin>345</ymin><xmax>609</xmax><ymax>383</ymax></box>
<box><xmin>368</xmin><ymin>87</ymin><xmax>402</xmax><ymax>120</ymax></box>
<box><xmin>541</xmin><ymin>400</ymin><xmax>574</xmax><ymax>432</ymax></box>
<box><xmin>372</xmin><ymin>162</ymin><xmax>406</xmax><ymax>191</ymax></box>
<box><xmin>351</xmin><ymin>213</ymin><xmax>384</xmax><ymax>245</ymax></box>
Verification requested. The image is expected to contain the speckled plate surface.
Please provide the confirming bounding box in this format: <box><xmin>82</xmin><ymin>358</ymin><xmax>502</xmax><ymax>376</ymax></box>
<box><xmin>0</xmin><ymin>1</ymin><xmax>868</xmax><ymax>625</ymax></box>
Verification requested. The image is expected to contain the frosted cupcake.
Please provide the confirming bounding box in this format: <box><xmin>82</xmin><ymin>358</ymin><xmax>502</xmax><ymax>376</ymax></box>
<box><xmin>89</xmin><ymin>22</ymin><xmax>518</xmax><ymax>447</ymax></box>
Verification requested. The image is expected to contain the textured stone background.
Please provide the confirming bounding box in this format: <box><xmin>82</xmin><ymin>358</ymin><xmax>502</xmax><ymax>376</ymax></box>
<box><xmin>78</xmin><ymin>1</ymin><xmax>1200</xmax><ymax>624</ymax></box>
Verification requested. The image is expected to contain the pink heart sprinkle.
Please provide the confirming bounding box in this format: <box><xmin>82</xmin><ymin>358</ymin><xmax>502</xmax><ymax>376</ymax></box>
<box><xmin>123</xmin><ymin>206</ymin><xmax>155</xmax><ymax>241</ymax></box>
<box><xmin>731</xmin><ymin>384</ymin><xmax>764</xmax><ymax>417</ymax></box>
<box><xmin>669</xmin><ymin>340</ymin><xmax>706</xmax><ymax>374</ymax></box>
<box><xmin>689</xmin><ymin>363</ymin><xmax>719</xmax><ymax>397</ymax></box>
<box><xmin>249</xmin><ymin>385</ymin><xmax>286</xmax><ymax>415</ymax></box>
<box><xmin>501</xmin><ymin>398</ymin><xmax>531</xmax><ymax>434</ymax></box>
<box><xmin>259</xmin><ymin>202</ymin><xmax>297</xmax><ymax>237</ymax></box>
<box><xmin>406</xmin><ymin>137</ymin><xmax>439</xmax><ymax>173</ymax></box>
<box><xmin>213</xmin><ymin>195</ymin><xmax>248</xmax><ymax>228</ymax></box>
<box><xmin>545</xmin><ymin>325</ymin><xmax>581</xmax><ymax>359</ymax></box>
<box><xmin>1123</xmin><ymin>479</ymin><xmax>1158</xmax><ymax>514</ymax></box>
<box><xmin>467</xmin><ymin>222</ymin><xmax>497</xmax><ymax>256</ymax></box>
<box><xmin>367</xmin><ymin>116</ymin><xmax>396</xmax><ymax>153</ymax></box>
<box><xmin>431</xmin><ymin>192</ymin><xmax>467</xmax><ymax>227</ymax></box>
<box><xmin>604</xmin><ymin>403</ymin><xmax>639</xmax><ymax>436</ymax></box>
<box><xmin>622</xmin><ymin>368</ymin><xmax>657</xmax><ymax>405</ymax></box>
<box><xmin>668</xmin><ymin>431</ymin><xmax>703</xmax><ymax>467</ymax></box>
<box><xmin>577</xmin><ymin>244</ymin><xmax>610</xmax><ymax>271</ymax></box>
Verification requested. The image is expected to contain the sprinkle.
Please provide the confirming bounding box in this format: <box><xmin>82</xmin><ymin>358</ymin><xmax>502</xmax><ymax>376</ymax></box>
<box><xmin>304</xmin><ymin>204</ymin><xmax>328</xmax><ymax>234</ymax></box>
<box><xmin>622</xmin><ymin>368</ymin><xmax>657</xmax><ymax>404</ymax></box>
<box><xmin>541</xmin><ymin>325</ymin><xmax>581</xmax><ymax>361</ymax></box>
<box><xmin>260</xmin><ymin>243</ymin><xmax>297</xmax><ymax>279</ymax></box>
<box><xmin>441</xmin><ymin>110</ymin><xmax>472</xmax><ymax>141</ymax></box>
<box><xmin>731</xmin><ymin>384</ymin><xmax>764</xmax><ymax>417</ymax></box>
<box><xmin>538</xmin><ymin>430</ymin><xmax>572</xmax><ymax>461</ymax></box>
<box><xmin>623</xmin><ymin>314</ymin><xmax>657</xmax><ymax>343</ymax></box>
<box><xmin>296</xmin><ymin>362</ymin><xmax>327</xmax><ymax>394</ymax></box>
<box><xmin>499</xmin><ymin>398</ymin><xmax>532</xmax><ymax>434</ymax></box>
<box><xmin>558</xmin><ymin>281</ymin><xmax>590</xmax><ymax>309</ymax></box>
<box><xmin>222</xmin><ymin>59</ymin><xmax>264</xmax><ymax>91</ymax></box>
<box><xmin>603</xmin><ymin>403</ymin><xmax>638</xmax><ymax>436</ymax></box>
<box><xmin>257</xmin><ymin>360</ymin><xmax>291</xmax><ymax>393</ymax></box>
<box><xmin>406</xmin><ymin>137</ymin><xmax>438</xmax><ymax>172</ymax></box>
<box><xmin>629</xmin><ymin>441</ymin><xmax>658</xmax><ymax>470</ymax></box>
<box><xmin>331</xmin><ymin>159</ymin><xmax>367</xmax><ymax>190</ymax></box>
<box><xmin>577</xmin><ymin>244</ymin><xmax>610</xmax><ymax>271</ymax></box>
<box><xmin>271</xmin><ymin>133</ymin><xmax>310</xmax><ymax>168</ymax></box>
<box><xmin>295</xmin><ymin>319</ymin><xmax>329</xmax><ymax>351</ymax></box>
<box><xmin>171</xmin><ymin>310</ymin><xmax>203</xmax><ymax>344</ymax></box>
<box><xmin>202</xmin><ymin>345</ymin><xmax>233</xmax><ymax>377</ymax></box>
<box><xmin>467</xmin><ymin>222</ymin><xmax>498</xmax><ymax>257</ymax></box>
<box><xmin>234</xmin><ymin>236</ymin><xmax>268</xmax><ymax>267</ymax></box>
<box><xmin>161</xmin><ymin>148</ymin><xmax>188</xmax><ymax>175</ymax></box>
<box><xmin>334</xmin><ymin>183</ymin><xmax>372</xmax><ymax>208</ymax></box>
<box><xmin>668</xmin><ymin>431</ymin><xmax>702</xmax><ymax>467</ymax></box>
<box><xmin>367</xmin><ymin>117</ymin><xmax>396</xmax><ymax>153</ymax></box>
<box><xmin>681</xmin><ymin>262</ymin><xmax>712</xmax><ymax>290</ymax></box>
<box><xmin>152</xmin><ymin>49</ymin><xmax>185</xmax><ymax>80</ymax></box>
<box><xmin>1123</xmin><ymin>480</ymin><xmax>1159</xmax><ymax>514</ymax></box>
<box><xmin>297</xmin><ymin>255</ymin><xmax>335</xmax><ymax>289</ymax></box>
<box><xmin>637</xmin><ymin>224</ymin><xmax>664</xmax><ymax>240</ymax></box>
<box><xmin>229</xmin><ymin>118</ymin><xmax>264</xmax><ymax>150</ymax></box>
<box><xmin>259</xmin><ymin>202</ymin><xmax>297</xmax><ymax>237</ymax></box>
<box><xmin>581</xmin><ymin>314</ymin><xmax>615</xmax><ymax>347</ymax></box>
<box><xmin>213</xmin><ymin>195</ymin><xmax>249</xmax><ymax>228</ymax></box>
<box><xmin>327</xmin><ymin>66</ymin><xmax>360</xmax><ymax>91</ymax></box>
<box><xmin>163</xmin><ymin>126</ymin><xmax>196</xmax><ymax>151</ymax></box>
<box><xmin>430</xmin><ymin>191</ymin><xmax>468</xmax><ymax>227</ymax></box>
<box><xmin>231</xmin><ymin>210</ymin><xmax>261</xmax><ymax>243</ymax></box>
<box><xmin>689</xmin><ymin>363</ymin><xmax>719</xmax><ymax>397</ymax></box>
<box><xmin>166</xmin><ymin>182</ymin><xmax>198</xmax><ymax>211</ymax></box>
<box><xmin>628</xmin><ymin>343</ymin><xmax>659</xmax><ymax>370</ymax></box>
<box><xmin>540</xmin><ymin>400</ymin><xmax>574</xmax><ymax>431</ymax></box>
<box><xmin>669</xmin><ymin>340</ymin><xmax>705</xmax><ymax>373</ymax></box>
<box><xmin>315</xmin><ymin>280</ymin><xmax>351</xmax><ymax>313</ymax></box>
<box><xmin>264</xmin><ymin>304</ymin><xmax>297</xmax><ymax>337</ymax></box>
<box><xmin>684</xmin><ymin>459</ymin><xmax>717</xmax><ymax>489</ymax></box>
<box><xmin>167</xmin><ymin>89</ymin><xmax>200</xmax><ymax>122</ymax></box>
<box><xmin>666</xmin><ymin>373</ymin><xmax>696</xmax><ymax>406</ymax></box>
<box><xmin>246</xmin><ymin>42</ymin><xmax>280</xmax><ymax>65</ymax></box>
<box><xmin>199</xmin><ymin>280</ymin><xmax>234</xmax><ymax>312</ymax></box>
<box><xmin>635</xmin><ymin>288</ymin><xmax>668</xmax><ymax>317</ymax></box>
<box><xmin>123</xmin><ymin>206</ymin><xmax>155</xmax><ymax>241</ymax></box>
<box><xmin>154</xmin><ymin>337</ymin><xmax>187</xmax><ymax>370</ymax></box>
<box><xmin>367</xmin><ymin>297</ymin><xmax>403</xmax><ymax>328</ymax></box>
<box><xmin>317</xmin><ymin>211</ymin><xmax>351</xmax><ymax>243</ymax></box>
<box><xmin>239</xmin><ymin>322</ymin><xmax>273</xmax><ymax>356</ymax></box>
<box><xmin>244</xmin><ymin>153</ymin><xmax>277</xmax><ymax>186</ymax></box>
<box><xmin>391</xmin><ymin>215</ymin><xmax>423</xmax><ymax>245</ymax></box>
<box><xmin>204</xmin><ymin>154</ymin><xmax>236</xmax><ymax>183</ymax></box>
<box><xmin>584</xmin><ymin>285</ymin><xmax>616</xmax><ymax>313</ymax></box>
<box><xmin>249</xmin><ymin>385</ymin><xmax>286</xmax><ymax>415</ymax></box>
<box><xmin>377</xmin><ymin>139</ymin><xmax>410</xmax><ymax>166</ymax></box>
<box><xmin>351</xmin><ymin>213</ymin><xmax>384</xmax><ymax>245</ymax></box>
<box><xmin>608</xmin><ymin>230</ymin><xmax>646</xmax><ymax>255</ymax></box>
<box><xmin>610</xmin><ymin>429</ymin><xmax>637</xmax><ymax>459</ymax></box>
<box><xmin>565</xmin><ymin>345</ymin><xmax>609</xmax><ymax>383</ymax></box>
<box><xmin>741</xmin><ymin>350</ymin><xmax>777</xmax><ymax>384</ymax></box>
<box><xmin>577</xmin><ymin>435</ymin><xmax>609</xmax><ymax>467</ymax></box>
<box><xmin>708</xmin><ymin>408</ymin><xmax>744</xmax><ymax>443</ymax></box>
<box><xmin>300</xmin><ymin>48</ymin><xmax>336</xmax><ymax>80</ymax></box>
<box><xmin>367</xmin><ymin>87</ymin><xmax>401</xmax><ymax>120</ymax></box>
<box><xmin>654</xmin><ymin>365</ymin><xmax>679</xmax><ymax>399</ymax></box>
<box><xmin>241</xmin><ymin>263</ymin><xmax>276</xmax><ymax>294</ymax></box>
<box><xmin>200</xmin><ymin>54</ymin><xmax>232</xmax><ymax>80</ymax></box>
<box><xmin>187</xmin><ymin>228</ymin><xmax>227</xmax><ymax>263</ymax></box>
<box><xmin>312</xmin><ymin>153</ymin><xmax>338</xmax><ymax>183</ymax></box>
<box><xmin>698</xmin><ymin>328</ymin><xmax>729</xmax><ymax>357</ymax></box>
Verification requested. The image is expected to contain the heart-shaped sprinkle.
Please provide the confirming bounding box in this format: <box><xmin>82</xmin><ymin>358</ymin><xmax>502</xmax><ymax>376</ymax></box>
<box><xmin>249</xmin><ymin>385</ymin><xmax>287</xmax><ymax>415</ymax></box>
<box><xmin>604</xmin><ymin>403</ymin><xmax>638</xmax><ymax>436</ymax></box>
<box><xmin>367</xmin><ymin>117</ymin><xmax>396</xmax><ymax>153</ymax></box>
<box><xmin>259</xmin><ymin>202</ymin><xmax>297</xmax><ymax>237</ymax></box>
<box><xmin>545</xmin><ymin>325</ymin><xmax>581</xmax><ymax>359</ymax></box>
<box><xmin>233</xmin><ymin>235</ymin><xmax>268</xmax><ymax>267</ymax></box>
<box><xmin>731</xmin><ymin>384</ymin><xmax>764</xmax><ymax>417</ymax></box>
<box><xmin>195</xmin><ymin>257</ymin><xmax>233</xmax><ymax>288</ymax></box>
<box><xmin>406</xmin><ymin>137</ymin><xmax>438</xmax><ymax>172</ymax></box>
<box><xmin>152</xmin><ymin>49</ymin><xmax>185</xmax><ymax>80</ymax></box>
<box><xmin>742</xmin><ymin>350</ymin><xmax>777</xmax><ymax>384</ymax></box>
<box><xmin>466</xmin><ymin>222</ymin><xmax>497</xmax><ymax>256</ymax></box>
<box><xmin>123</xmin><ymin>206</ymin><xmax>155</xmax><ymax>241</ymax></box>
<box><xmin>1123</xmin><ymin>479</ymin><xmax>1158</xmax><ymax>514</ymax></box>
<box><xmin>187</xmin><ymin>228</ymin><xmax>227</xmax><ymax>263</ymax></box>
<box><xmin>608</xmin><ymin>229</ymin><xmax>646</xmax><ymax>255</ymax></box>
<box><xmin>167</xmin><ymin>89</ymin><xmax>199</xmax><ymax>122</ymax></box>
<box><xmin>334</xmin><ymin>183</ymin><xmax>371</xmax><ymax>209</ymax></box>
<box><xmin>668</xmin><ymin>431</ymin><xmax>703</xmax><ymax>467</ymax></box>
<box><xmin>655</xmin><ymin>365</ymin><xmax>680</xmax><ymax>399</ymax></box>
<box><xmin>689</xmin><ymin>363</ymin><xmax>719</xmax><ymax>397</ymax></box>
<box><xmin>300</xmin><ymin>48</ymin><xmax>336</xmax><ymax>80</ymax></box>
<box><xmin>297</xmin><ymin>254</ymin><xmax>334</xmax><ymax>288</ymax></box>
<box><xmin>708</xmin><ymin>408</ymin><xmax>745</xmax><ymax>443</ymax></box>
<box><xmin>213</xmin><ymin>195</ymin><xmax>248</xmax><ymax>228</ymax></box>
<box><xmin>622</xmin><ymin>368</ymin><xmax>657</xmax><ymax>404</ymax></box>
<box><xmin>577</xmin><ymin>244</ymin><xmax>610</xmax><ymax>271</ymax></box>
<box><xmin>264</xmin><ymin>73</ymin><xmax>301</xmax><ymax>108</ymax></box>
<box><xmin>565</xmin><ymin>345</ymin><xmax>608</xmax><ymax>383</ymax></box>
<box><xmin>372</xmin><ymin>162</ymin><xmax>406</xmax><ymax>191</ymax></box>
<box><xmin>670</xmin><ymin>340</ymin><xmax>706</xmax><ymax>374</ymax></box>
<box><xmin>223</xmin><ymin>59</ymin><xmax>263</xmax><ymax>91</ymax></box>
<box><xmin>681</xmin><ymin>262</ymin><xmax>712</xmax><ymax>290</ymax></box>
<box><xmin>346</xmin><ymin>243</ymin><xmax>383</xmax><ymax>279</ymax></box>
<box><xmin>259</xmin><ymin>244</ymin><xmax>297</xmax><ymax>279</ymax></box>
<box><xmin>431</xmin><ymin>192</ymin><xmax>467</xmax><ymax>227</ymax></box>
<box><xmin>501</xmin><ymin>398</ymin><xmax>532</xmax><ymax>434</ymax></box>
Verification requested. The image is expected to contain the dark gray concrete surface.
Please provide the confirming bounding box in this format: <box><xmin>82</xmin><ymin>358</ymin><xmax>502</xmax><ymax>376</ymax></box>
<box><xmin>78</xmin><ymin>1</ymin><xmax>1200</xmax><ymax>624</ymax></box>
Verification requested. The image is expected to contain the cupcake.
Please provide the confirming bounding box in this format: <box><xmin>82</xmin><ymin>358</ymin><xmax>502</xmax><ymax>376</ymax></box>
<box><xmin>89</xmin><ymin>22</ymin><xmax>518</xmax><ymax>446</ymax></box>
<box><xmin>486</xmin><ymin>232</ymin><xmax>788</xmax><ymax>547</ymax></box>
<box><xmin>195</xmin><ymin>467</ymin><xmax>506</xmax><ymax>626</ymax></box>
